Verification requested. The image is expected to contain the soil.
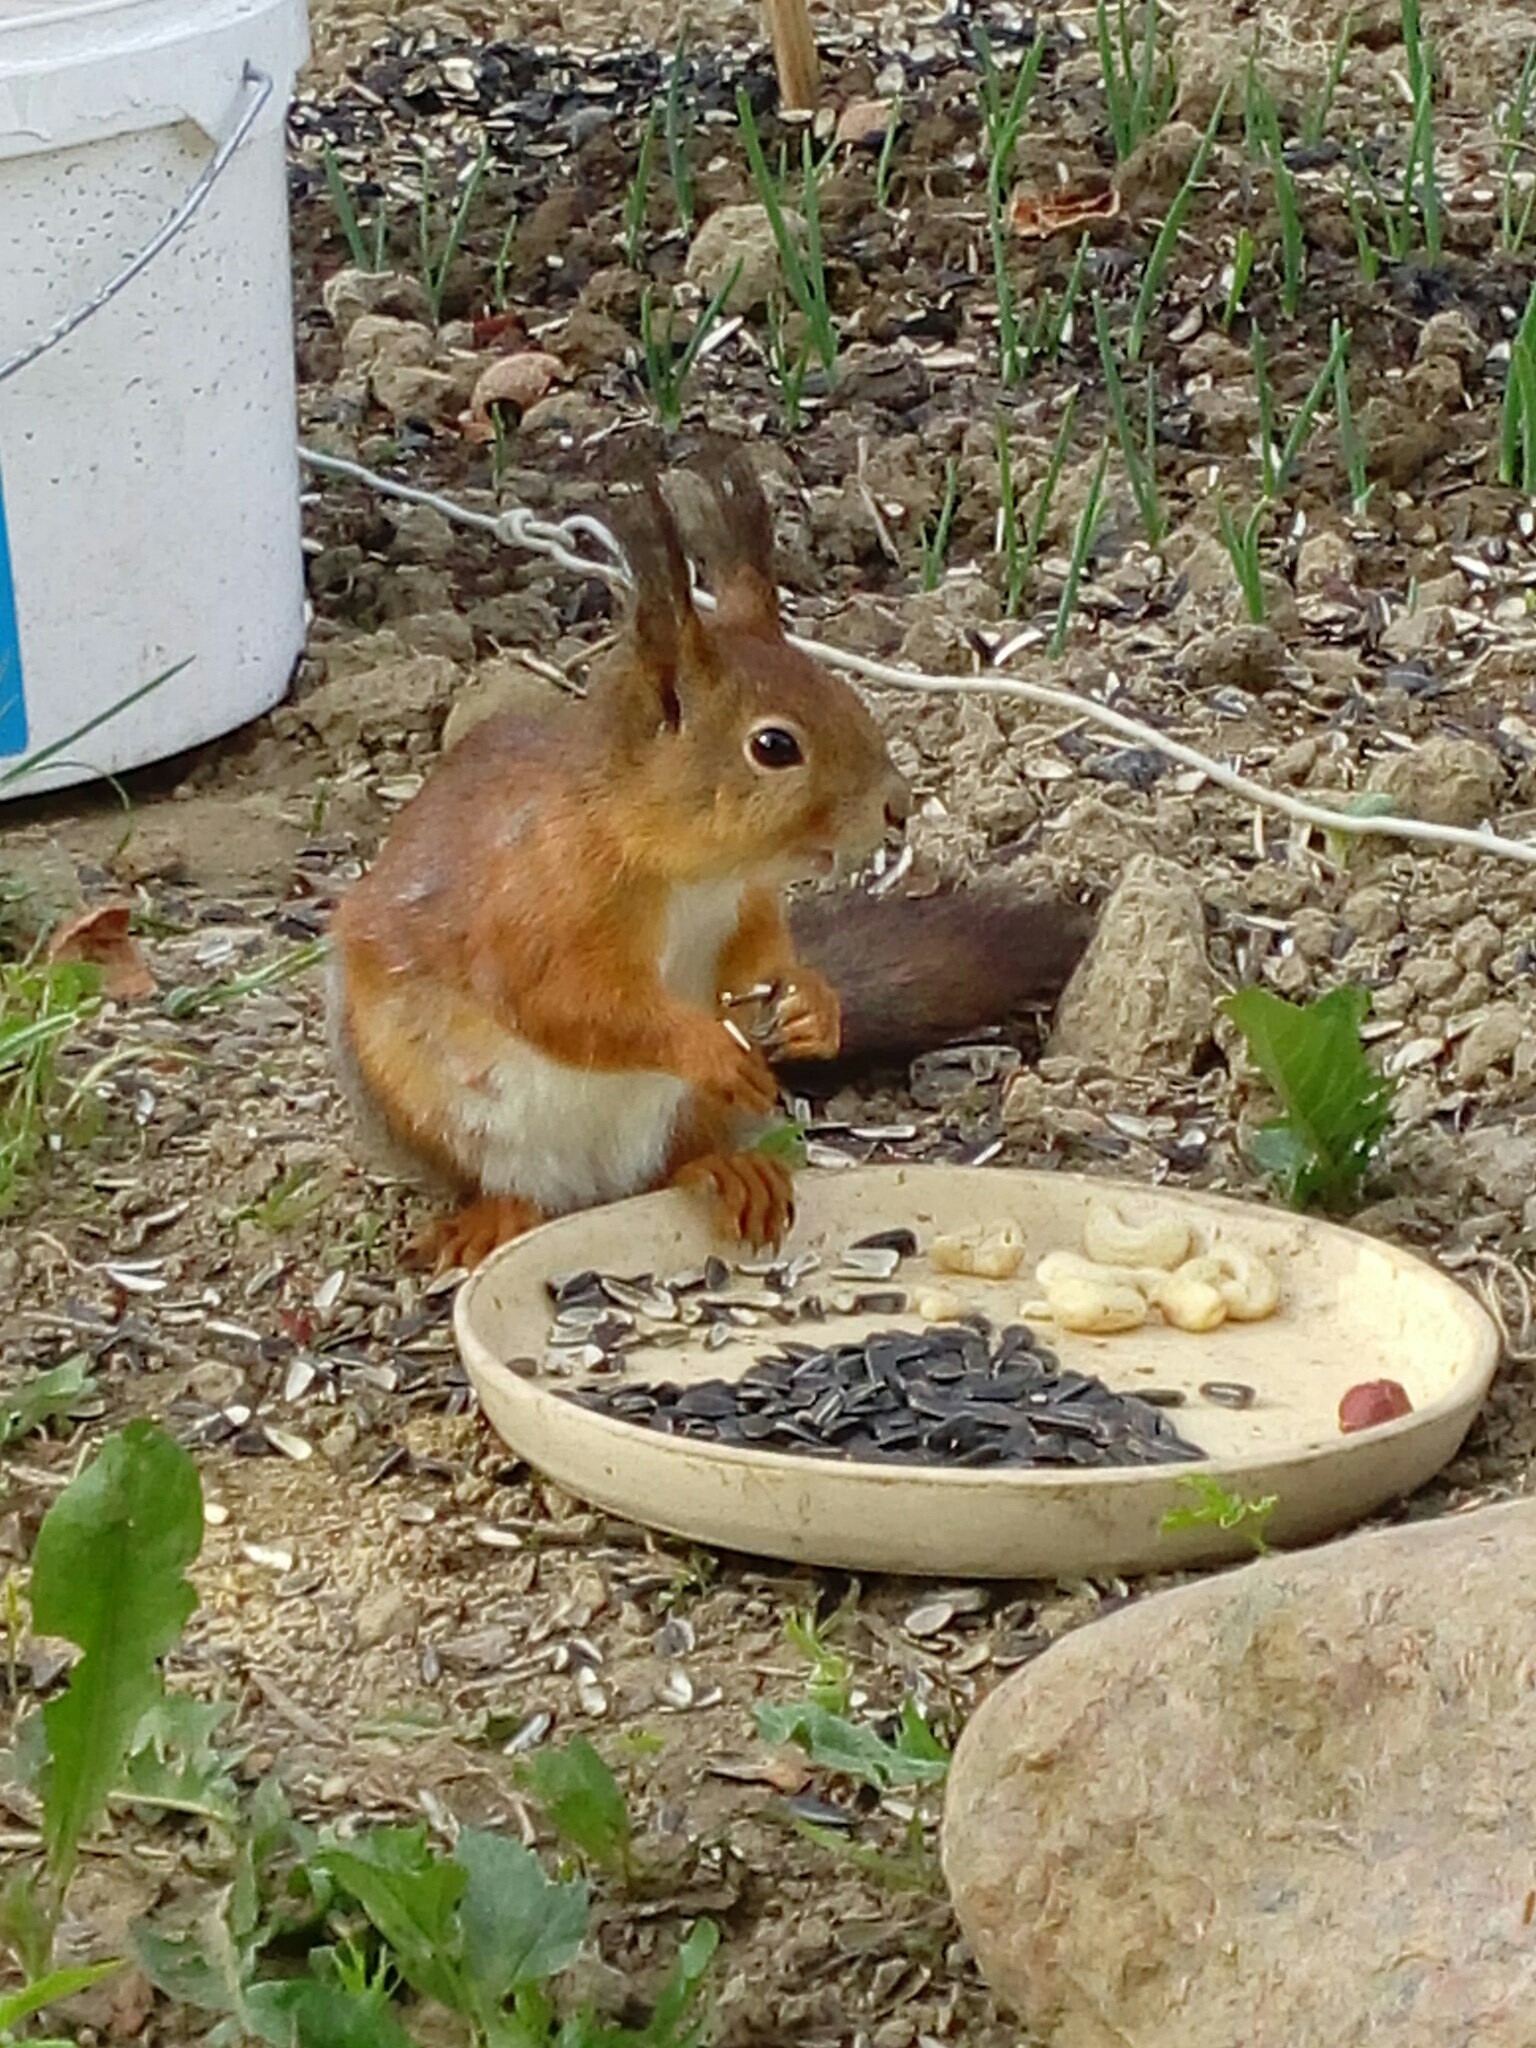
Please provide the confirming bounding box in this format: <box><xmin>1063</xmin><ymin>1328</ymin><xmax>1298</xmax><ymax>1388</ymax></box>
<box><xmin>4</xmin><ymin>1</ymin><xmax>1536</xmax><ymax>2042</ymax></box>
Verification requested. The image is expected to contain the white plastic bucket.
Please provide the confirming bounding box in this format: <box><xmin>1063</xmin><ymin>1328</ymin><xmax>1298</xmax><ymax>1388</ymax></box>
<box><xmin>0</xmin><ymin>0</ymin><xmax>311</xmax><ymax>797</ymax></box>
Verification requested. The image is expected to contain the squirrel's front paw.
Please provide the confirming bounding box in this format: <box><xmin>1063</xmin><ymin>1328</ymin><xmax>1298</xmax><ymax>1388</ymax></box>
<box><xmin>679</xmin><ymin>1020</ymin><xmax>780</xmax><ymax>1116</ymax></box>
<box><xmin>765</xmin><ymin>970</ymin><xmax>841</xmax><ymax>1063</ymax></box>
<box><xmin>673</xmin><ymin>1151</ymin><xmax>794</xmax><ymax>1251</ymax></box>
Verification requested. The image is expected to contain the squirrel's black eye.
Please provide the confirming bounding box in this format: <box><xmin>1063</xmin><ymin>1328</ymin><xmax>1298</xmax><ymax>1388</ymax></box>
<box><xmin>748</xmin><ymin>725</ymin><xmax>804</xmax><ymax>770</ymax></box>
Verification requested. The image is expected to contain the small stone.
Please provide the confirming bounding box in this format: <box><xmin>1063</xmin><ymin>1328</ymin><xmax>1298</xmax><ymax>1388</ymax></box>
<box><xmin>1367</xmin><ymin>735</ymin><xmax>1504</xmax><ymax>830</ymax></box>
<box><xmin>1415</xmin><ymin>308</ymin><xmax>1485</xmax><ymax>375</ymax></box>
<box><xmin>1268</xmin><ymin>738</ymin><xmax>1318</xmax><ymax>785</ymax></box>
<box><xmin>1048</xmin><ymin>855</ymin><xmax>1215</xmax><ymax>1075</ymax></box>
<box><xmin>386</xmin><ymin>504</ymin><xmax>457</xmax><ymax>566</ymax></box>
<box><xmin>685</xmin><ymin>202</ymin><xmax>804</xmax><ymax>314</ymax></box>
<box><xmin>1378</xmin><ymin>603</ymin><xmax>1458</xmax><ymax>660</ymax></box>
<box><xmin>1183</xmin><ymin>623</ymin><xmax>1288</xmax><ymax>694</ymax></box>
<box><xmin>1403</xmin><ymin>352</ymin><xmax>1464</xmax><ymax>414</ymax></box>
<box><xmin>1459</xmin><ymin>1126</ymin><xmax>1536</xmax><ymax>1208</ymax></box>
<box><xmin>372</xmin><ymin>364</ymin><xmax>462</xmax><ymax>424</ymax></box>
<box><xmin>1295</xmin><ymin>526</ymin><xmax>1357</xmax><ymax>593</ymax></box>
<box><xmin>322</xmin><ymin>269</ymin><xmax>433</xmax><ymax>329</ymax></box>
<box><xmin>1454</xmin><ymin>1003</ymin><xmax>1524</xmax><ymax>1085</ymax></box>
<box><xmin>341</xmin><ymin>312</ymin><xmax>435</xmax><ymax>375</ymax></box>
<box><xmin>1452</xmin><ymin>916</ymin><xmax>1502</xmax><ymax>973</ymax></box>
<box><xmin>944</xmin><ymin>1499</ymin><xmax>1536</xmax><ymax>2047</ymax></box>
<box><xmin>396</xmin><ymin>608</ymin><xmax>477</xmax><ymax>666</ymax></box>
<box><xmin>1413</xmin><ymin>569</ymin><xmax>1468</xmax><ymax>611</ymax></box>
<box><xmin>1287</xmin><ymin>907</ymin><xmax>1335</xmax><ymax>962</ymax></box>
<box><xmin>355</xmin><ymin>1587</ymin><xmax>421</xmax><ymax>1648</ymax></box>
<box><xmin>1340</xmin><ymin>884</ymin><xmax>1401</xmax><ymax>941</ymax></box>
<box><xmin>1117</xmin><ymin>119</ymin><xmax>1204</xmax><ymax>206</ymax></box>
<box><xmin>297</xmin><ymin>653</ymin><xmax>462</xmax><ymax>750</ymax></box>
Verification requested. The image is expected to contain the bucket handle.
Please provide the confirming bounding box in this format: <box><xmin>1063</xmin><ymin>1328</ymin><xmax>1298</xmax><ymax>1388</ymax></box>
<box><xmin>0</xmin><ymin>63</ymin><xmax>274</xmax><ymax>390</ymax></box>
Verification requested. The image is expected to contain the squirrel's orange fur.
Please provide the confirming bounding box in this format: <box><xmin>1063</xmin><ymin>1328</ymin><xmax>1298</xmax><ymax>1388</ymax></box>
<box><xmin>329</xmin><ymin>451</ymin><xmax>907</xmax><ymax>1271</ymax></box>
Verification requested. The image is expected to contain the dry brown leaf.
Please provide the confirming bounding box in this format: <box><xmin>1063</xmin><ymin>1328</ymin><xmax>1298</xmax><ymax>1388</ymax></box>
<box><xmin>46</xmin><ymin>902</ymin><xmax>155</xmax><ymax>1000</ymax></box>
<box><xmin>461</xmin><ymin>351</ymin><xmax>568</xmax><ymax>441</ymax></box>
<box><xmin>706</xmin><ymin>1749</ymin><xmax>813</xmax><ymax>1794</ymax></box>
<box><xmin>1008</xmin><ymin>185</ymin><xmax>1121</xmax><ymax>239</ymax></box>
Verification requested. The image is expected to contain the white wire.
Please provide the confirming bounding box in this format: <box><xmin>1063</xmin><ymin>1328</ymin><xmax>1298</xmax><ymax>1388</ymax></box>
<box><xmin>295</xmin><ymin>444</ymin><xmax>1536</xmax><ymax>871</ymax></box>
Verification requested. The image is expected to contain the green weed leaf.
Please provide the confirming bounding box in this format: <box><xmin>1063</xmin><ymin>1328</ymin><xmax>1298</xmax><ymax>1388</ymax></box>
<box><xmin>1221</xmin><ymin>984</ymin><xmax>1395</xmax><ymax>1210</ymax></box>
<box><xmin>0</xmin><ymin>1356</ymin><xmax>97</xmax><ymax>1448</ymax></box>
<box><xmin>309</xmin><ymin>1826</ymin><xmax>466</xmax><ymax>2013</ymax></box>
<box><xmin>626</xmin><ymin>1917</ymin><xmax>719</xmax><ymax>2048</ymax></box>
<box><xmin>132</xmin><ymin>1905</ymin><xmax>249</xmax><ymax>2020</ymax></box>
<box><xmin>242</xmin><ymin>1978</ymin><xmax>417</xmax><ymax>2048</ymax></box>
<box><xmin>753</xmin><ymin>1701</ymin><xmax>949</xmax><ymax>1789</ymax></box>
<box><xmin>1160</xmin><ymin>1473</ymin><xmax>1278</xmax><ymax>1553</ymax></box>
<box><xmin>570</xmin><ymin>1918</ymin><xmax>720</xmax><ymax>2048</ymax></box>
<box><xmin>754</xmin><ymin>1118</ymin><xmax>808</xmax><ymax>1168</ymax></box>
<box><xmin>31</xmin><ymin>1423</ymin><xmax>202</xmax><ymax>1888</ymax></box>
<box><xmin>454</xmin><ymin>1828</ymin><xmax>588</xmax><ymax>2010</ymax></box>
<box><xmin>1321</xmin><ymin>789</ymin><xmax>1397</xmax><ymax>867</ymax></box>
<box><xmin>515</xmin><ymin>1736</ymin><xmax>632</xmax><ymax>1875</ymax></box>
<box><xmin>120</xmin><ymin>1693</ymin><xmax>242</xmax><ymax>1824</ymax></box>
<box><xmin>0</xmin><ymin>1961</ymin><xmax>122</xmax><ymax>2032</ymax></box>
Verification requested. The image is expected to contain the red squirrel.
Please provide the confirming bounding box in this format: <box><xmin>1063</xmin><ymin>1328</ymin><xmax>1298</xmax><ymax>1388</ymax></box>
<box><xmin>328</xmin><ymin>450</ymin><xmax>1090</xmax><ymax>1272</ymax></box>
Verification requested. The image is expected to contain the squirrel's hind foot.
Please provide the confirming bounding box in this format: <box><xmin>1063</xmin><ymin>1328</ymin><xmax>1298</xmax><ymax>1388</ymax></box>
<box><xmin>411</xmin><ymin>1194</ymin><xmax>545</xmax><ymax>1275</ymax></box>
<box><xmin>672</xmin><ymin>1151</ymin><xmax>794</xmax><ymax>1252</ymax></box>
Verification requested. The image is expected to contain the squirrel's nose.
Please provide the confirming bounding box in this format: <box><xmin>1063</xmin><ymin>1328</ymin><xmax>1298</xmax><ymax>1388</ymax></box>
<box><xmin>884</xmin><ymin>774</ymin><xmax>911</xmax><ymax>831</ymax></box>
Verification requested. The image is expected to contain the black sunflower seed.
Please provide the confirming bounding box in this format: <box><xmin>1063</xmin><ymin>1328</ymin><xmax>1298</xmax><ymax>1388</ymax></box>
<box><xmin>558</xmin><ymin>1320</ymin><xmax>1208</xmax><ymax>1471</ymax></box>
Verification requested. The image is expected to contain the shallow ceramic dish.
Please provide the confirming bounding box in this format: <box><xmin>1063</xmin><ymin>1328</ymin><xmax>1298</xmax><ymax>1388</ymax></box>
<box><xmin>454</xmin><ymin>1165</ymin><xmax>1500</xmax><ymax>1578</ymax></box>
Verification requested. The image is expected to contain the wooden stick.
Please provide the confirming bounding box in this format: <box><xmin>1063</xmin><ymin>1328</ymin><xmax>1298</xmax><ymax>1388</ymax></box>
<box><xmin>763</xmin><ymin>0</ymin><xmax>820</xmax><ymax>112</ymax></box>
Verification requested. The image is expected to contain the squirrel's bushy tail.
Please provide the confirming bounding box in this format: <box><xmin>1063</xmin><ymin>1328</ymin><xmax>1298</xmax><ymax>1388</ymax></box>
<box><xmin>785</xmin><ymin>887</ymin><xmax>1095</xmax><ymax>1071</ymax></box>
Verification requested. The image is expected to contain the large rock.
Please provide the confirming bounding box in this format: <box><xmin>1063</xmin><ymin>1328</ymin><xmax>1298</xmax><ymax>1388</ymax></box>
<box><xmin>1046</xmin><ymin>854</ymin><xmax>1213</xmax><ymax>1073</ymax></box>
<box><xmin>944</xmin><ymin>1499</ymin><xmax>1536</xmax><ymax>2048</ymax></box>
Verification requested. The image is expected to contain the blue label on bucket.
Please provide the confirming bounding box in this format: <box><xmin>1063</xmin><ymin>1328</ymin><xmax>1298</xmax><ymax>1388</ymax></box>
<box><xmin>0</xmin><ymin>458</ymin><xmax>25</xmax><ymax>759</ymax></box>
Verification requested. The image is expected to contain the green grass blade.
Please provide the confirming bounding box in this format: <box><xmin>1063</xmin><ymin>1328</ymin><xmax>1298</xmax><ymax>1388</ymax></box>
<box><xmin>0</xmin><ymin>660</ymin><xmax>189</xmax><ymax>790</ymax></box>
<box><xmin>1128</xmin><ymin>85</ymin><xmax>1228</xmax><ymax>360</ymax></box>
<box><xmin>1048</xmin><ymin>442</ymin><xmax>1108</xmax><ymax>656</ymax></box>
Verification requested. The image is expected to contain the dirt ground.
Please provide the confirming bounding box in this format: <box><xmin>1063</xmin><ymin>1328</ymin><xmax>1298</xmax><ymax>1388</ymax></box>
<box><xmin>4</xmin><ymin>0</ymin><xmax>1536</xmax><ymax>2040</ymax></box>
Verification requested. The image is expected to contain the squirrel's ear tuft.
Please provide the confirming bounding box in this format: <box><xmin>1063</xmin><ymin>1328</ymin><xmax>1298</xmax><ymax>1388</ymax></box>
<box><xmin>614</xmin><ymin>478</ymin><xmax>694</xmax><ymax>667</ymax></box>
<box><xmin>608</xmin><ymin>479</ymin><xmax>711</xmax><ymax>726</ymax></box>
<box><xmin>695</xmin><ymin>445</ymin><xmax>782</xmax><ymax>638</ymax></box>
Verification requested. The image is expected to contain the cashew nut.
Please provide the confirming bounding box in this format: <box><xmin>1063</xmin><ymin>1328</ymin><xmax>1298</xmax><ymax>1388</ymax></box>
<box><xmin>915</xmin><ymin>1286</ymin><xmax>964</xmax><ymax>1322</ymax></box>
<box><xmin>1147</xmin><ymin>1257</ymin><xmax>1230</xmax><ymax>1333</ymax></box>
<box><xmin>932</xmin><ymin>1223</ymin><xmax>1026</xmax><ymax>1281</ymax></box>
<box><xmin>1023</xmin><ymin>1212</ymin><xmax>1282</xmax><ymax>1339</ymax></box>
<box><xmin>1082</xmin><ymin>1200</ymin><xmax>1192</xmax><ymax>1273</ymax></box>
<box><xmin>1205</xmin><ymin>1243</ymin><xmax>1281</xmax><ymax>1322</ymax></box>
<box><xmin>1036</xmin><ymin>1251</ymin><xmax>1150</xmax><ymax>1333</ymax></box>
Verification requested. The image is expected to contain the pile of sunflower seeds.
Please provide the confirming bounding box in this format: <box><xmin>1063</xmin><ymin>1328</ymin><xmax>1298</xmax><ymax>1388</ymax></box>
<box><xmin>537</xmin><ymin>1230</ymin><xmax>918</xmax><ymax>1375</ymax></box>
<box><xmin>561</xmin><ymin>1320</ymin><xmax>1207</xmax><ymax>1471</ymax></box>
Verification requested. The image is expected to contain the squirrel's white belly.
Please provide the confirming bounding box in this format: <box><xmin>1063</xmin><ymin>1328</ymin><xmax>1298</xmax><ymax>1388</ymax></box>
<box><xmin>470</xmin><ymin>880</ymin><xmax>744</xmax><ymax>1214</ymax></box>
<box><xmin>473</xmin><ymin>1058</ymin><xmax>689</xmax><ymax>1211</ymax></box>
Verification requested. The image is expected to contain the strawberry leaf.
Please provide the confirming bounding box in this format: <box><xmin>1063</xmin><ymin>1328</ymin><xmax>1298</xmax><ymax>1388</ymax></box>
<box><xmin>1222</xmin><ymin>984</ymin><xmax>1395</xmax><ymax>1209</ymax></box>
